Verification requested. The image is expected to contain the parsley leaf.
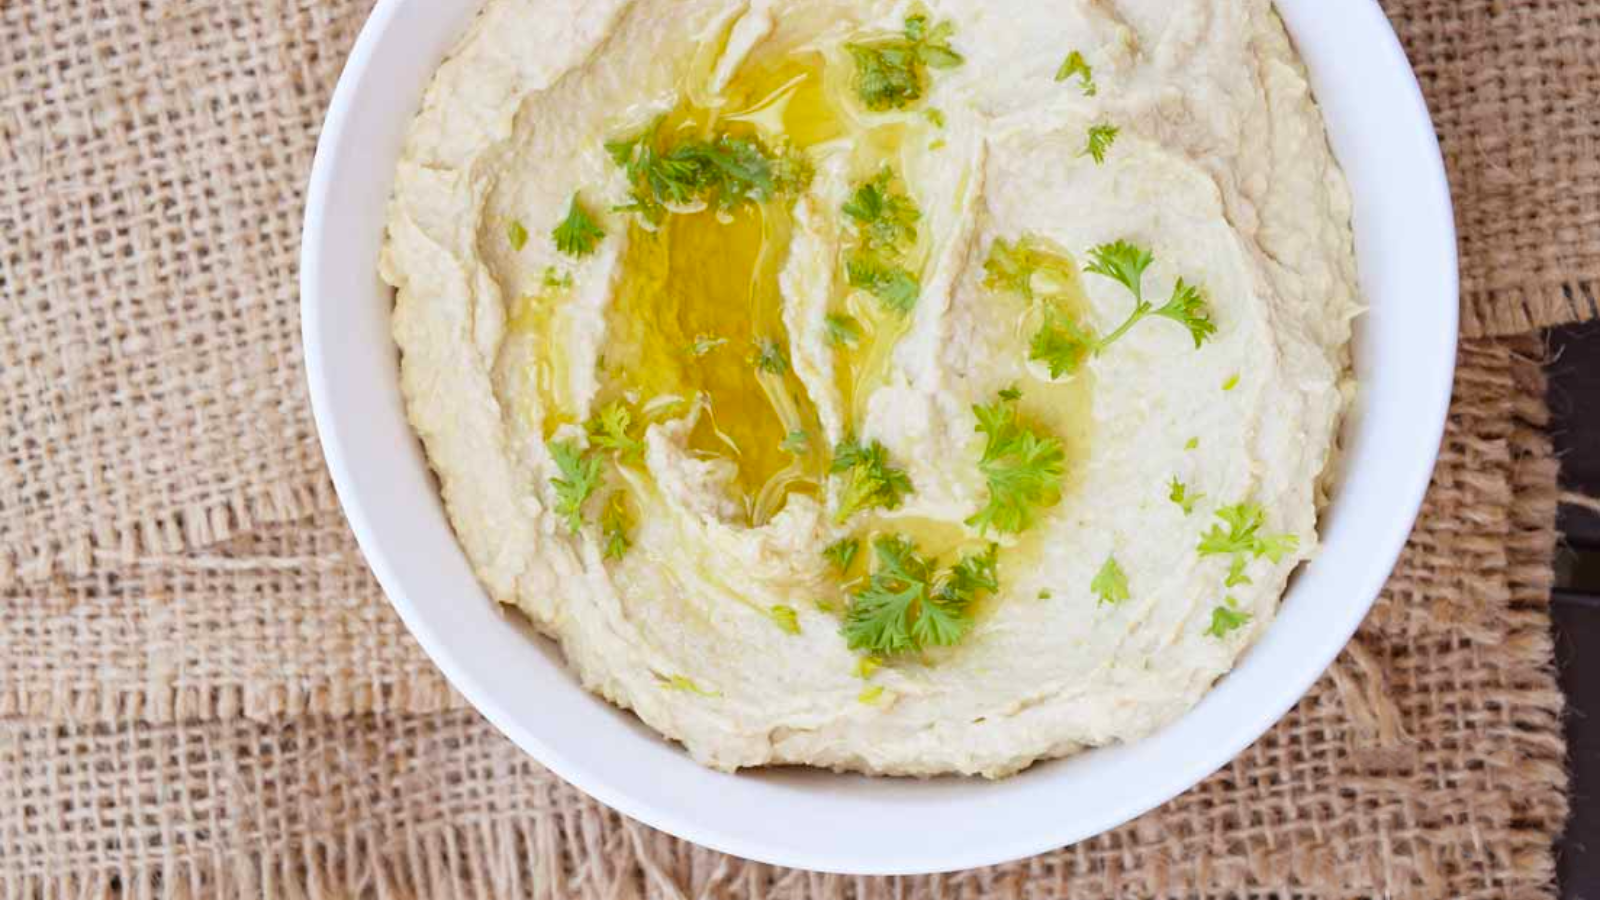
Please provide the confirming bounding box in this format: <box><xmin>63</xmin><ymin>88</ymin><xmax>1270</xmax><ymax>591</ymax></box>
<box><xmin>1029</xmin><ymin>313</ymin><xmax>1096</xmax><ymax>380</ymax></box>
<box><xmin>601</xmin><ymin>492</ymin><xmax>632</xmax><ymax>560</ymax></box>
<box><xmin>1198</xmin><ymin>502</ymin><xmax>1299</xmax><ymax>563</ymax></box>
<box><xmin>982</xmin><ymin>237</ymin><xmax>1101</xmax><ymax>379</ymax></box>
<box><xmin>1168</xmin><ymin>477</ymin><xmax>1203</xmax><ymax>515</ymax></box>
<box><xmin>1084</xmin><ymin>240</ymin><xmax>1154</xmax><ymax>299</ymax></box>
<box><xmin>548</xmin><ymin>440</ymin><xmax>603</xmax><ymax>533</ymax></box>
<box><xmin>1225</xmin><ymin>555</ymin><xmax>1252</xmax><ymax>588</ymax></box>
<box><xmin>551</xmin><ymin>193</ymin><xmax>605</xmax><ymax>257</ymax></box>
<box><xmin>826</xmin><ymin>312</ymin><xmax>863</xmax><ymax>347</ymax></box>
<box><xmin>1091</xmin><ymin>554</ymin><xmax>1130</xmax><ymax>606</ymax></box>
<box><xmin>767</xmin><ymin>605</ymin><xmax>801</xmax><ymax>635</ymax></box>
<box><xmin>845</xmin><ymin>254</ymin><xmax>920</xmax><ymax>313</ymax></box>
<box><xmin>831</xmin><ymin>438</ymin><xmax>914</xmax><ymax>524</ymax></box>
<box><xmin>543</xmin><ymin>267</ymin><xmax>573</xmax><ymax>288</ymax></box>
<box><xmin>1083</xmin><ymin>123</ymin><xmax>1119</xmax><ymax>164</ymax></box>
<box><xmin>586</xmin><ymin>400</ymin><xmax>646</xmax><ymax>462</ymax></box>
<box><xmin>824</xmin><ymin>537</ymin><xmax>861</xmax><ymax>574</ymax></box>
<box><xmin>842</xmin><ymin>537</ymin><xmax>998</xmax><ymax>655</ymax></box>
<box><xmin>843</xmin><ymin>168</ymin><xmax>920</xmax><ymax>253</ymax></box>
<box><xmin>1080</xmin><ymin>240</ymin><xmax>1218</xmax><ymax>358</ymax></box>
<box><xmin>984</xmin><ymin>236</ymin><xmax>1073</xmax><ymax>301</ymax></box>
<box><xmin>507</xmin><ymin>219</ymin><xmax>530</xmax><ymax>252</ymax></box>
<box><xmin>1056</xmin><ymin>50</ymin><xmax>1097</xmax><ymax>96</ymax></box>
<box><xmin>660</xmin><ymin>674</ymin><xmax>720</xmax><ymax>697</ymax></box>
<box><xmin>752</xmin><ymin>339</ymin><xmax>790</xmax><ymax>375</ymax></box>
<box><xmin>847</xmin><ymin>14</ymin><xmax>964</xmax><ymax>112</ymax></box>
<box><xmin>842</xmin><ymin>168</ymin><xmax>922</xmax><ymax>314</ymax></box>
<box><xmin>687</xmin><ymin>334</ymin><xmax>727</xmax><ymax>357</ymax></box>
<box><xmin>782</xmin><ymin>430</ymin><xmax>809</xmax><ymax>455</ymax></box>
<box><xmin>1158</xmin><ymin>278</ymin><xmax>1219</xmax><ymax>347</ymax></box>
<box><xmin>1205</xmin><ymin>599</ymin><xmax>1252</xmax><ymax>638</ymax></box>
<box><xmin>966</xmin><ymin>390</ymin><xmax>1067</xmax><ymax>535</ymax></box>
<box><xmin>607</xmin><ymin>120</ymin><xmax>809</xmax><ymax>224</ymax></box>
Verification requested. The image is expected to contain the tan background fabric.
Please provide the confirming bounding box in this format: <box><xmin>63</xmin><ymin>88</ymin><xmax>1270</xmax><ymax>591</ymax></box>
<box><xmin>0</xmin><ymin>0</ymin><xmax>1588</xmax><ymax>897</ymax></box>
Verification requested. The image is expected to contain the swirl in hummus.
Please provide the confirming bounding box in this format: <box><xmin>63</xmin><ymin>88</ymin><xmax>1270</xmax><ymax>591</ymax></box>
<box><xmin>380</xmin><ymin>0</ymin><xmax>1358</xmax><ymax>777</ymax></box>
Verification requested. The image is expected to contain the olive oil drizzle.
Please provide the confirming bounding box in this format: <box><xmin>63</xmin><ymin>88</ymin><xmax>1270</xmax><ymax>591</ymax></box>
<box><xmin>599</xmin><ymin>52</ymin><xmax>845</xmax><ymax>525</ymax></box>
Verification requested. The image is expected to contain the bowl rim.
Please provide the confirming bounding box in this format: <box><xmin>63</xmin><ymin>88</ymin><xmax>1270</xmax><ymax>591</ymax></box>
<box><xmin>301</xmin><ymin>0</ymin><xmax>1458</xmax><ymax>875</ymax></box>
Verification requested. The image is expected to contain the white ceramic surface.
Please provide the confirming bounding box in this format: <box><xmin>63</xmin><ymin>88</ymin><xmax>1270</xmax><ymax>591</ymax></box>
<box><xmin>301</xmin><ymin>0</ymin><xmax>1457</xmax><ymax>876</ymax></box>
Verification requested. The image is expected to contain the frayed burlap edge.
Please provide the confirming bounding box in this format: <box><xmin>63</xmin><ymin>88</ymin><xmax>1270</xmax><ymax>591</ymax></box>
<box><xmin>0</xmin><ymin>477</ymin><xmax>338</xmax><ymax>590</ymax></box>
<box><xmin>1467</xmin><ymin>283</ymin><xmax>1600</xmax><ymax>339</ymax></box>
<box><xmin>0</xmin><ymin>676</ymin><xmax>464</xmax><ymax>725</ymax></box>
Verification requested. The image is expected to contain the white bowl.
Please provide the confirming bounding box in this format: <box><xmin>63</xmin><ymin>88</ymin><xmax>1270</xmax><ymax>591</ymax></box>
<box><xmin>302</xmin><ymin>0</ymin><xmax>1457</xmax><ymax>876</ymax></box>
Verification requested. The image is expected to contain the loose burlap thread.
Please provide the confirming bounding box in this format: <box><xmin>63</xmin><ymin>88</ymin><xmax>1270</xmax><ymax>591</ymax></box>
<box><xmin>0</xmin><ymin>0</ymin><xmax>1584</xmax><ymax>896</ymax></box>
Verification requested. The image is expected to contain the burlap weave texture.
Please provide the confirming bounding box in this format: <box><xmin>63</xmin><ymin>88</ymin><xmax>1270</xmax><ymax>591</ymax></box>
<box><xmin>1</xmin><ymin>338</ymin><xmax>1568</xmax><ymax>899</ymax></box>
<box><xmin>0</xmin><ymin>0</ymin><xmax>1586</xmax><ymax>897</ymax></box>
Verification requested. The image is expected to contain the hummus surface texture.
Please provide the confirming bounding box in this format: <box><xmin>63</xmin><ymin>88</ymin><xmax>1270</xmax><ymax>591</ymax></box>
<box><xmin>381</xmin><ymin>0</ymin><xmax>1358</xmax><ymax>777</ymax></box>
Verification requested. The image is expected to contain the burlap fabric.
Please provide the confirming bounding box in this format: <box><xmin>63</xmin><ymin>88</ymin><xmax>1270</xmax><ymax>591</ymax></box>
<box><xmin>0</xmin><ymin>0</ymin><xmax>1584</xmax><ymax>897</ymax></box>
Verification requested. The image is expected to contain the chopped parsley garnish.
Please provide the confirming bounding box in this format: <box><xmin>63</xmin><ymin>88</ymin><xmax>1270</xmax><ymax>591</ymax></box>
<box><xmin>1056</xmin><ymin>50</ymin><xmax>1097</xmax><ymax>96</ymax></box>
<box><xmin>687</xmin><ymin>334</ymin><xmax>727</xmax><ymax>357</ymax></box>
<box><xmin>826</xmin><ymin>312</ymin><xmax>863</xmax><ymax>347</ymax></box>
<box><xmin>985</xmin><ymin>236</ymin><xmax>1069</xmax><ymax>296</ymax></box>
<box><xmin>846</xmin><ymin>255</ymin><xmax>921</xmax><ymax>313</ymax></box>
<box><xmin>1029</xmin><ymin>318</ymin><xmax>1096</xmax><ymax>380</ymax></box>
<box><xmin>815</xmin><ymin>598</ymin><xmax>840</xmax><ymax>614</ymax></box>
<box><xmin>782</xmin><ymin>430</ymin><xmax>810</xmax><ymax>454</ymax></box>
<box><xmin>1091</xmin><ymin>554</ymin><xmax>1130</xmax><ymax>606</ymax></box>
<box><xmin>606</xmin><ymin>119</ymin><xmax>809</xmax><ymax>224</ymax></box>
<box><xmin>507</xmin><ymin>219</ymin><xmax>530</xmax><ymax>252</ymax></box>
<box><xmin>1225</xmin><ymin>556</ymin><xmax>1252</xmax><ymax>588</ymax></box>
<box><xmin>586</xmin><ymin>400</ymin><xmax>646</xmax><ymax>462</ymax></box>
<box><xmin>966</xmin><ymin>390</ymin><xmax>1067</xmax><ymax>535</ymax></box>
<box><xmin>854</xmin><ymin>655</ymin><xmax>883</xmax><ymax>679</ymax></box>
<box><xmin>752</xmin><ymin>339</ymin><xmax>790</xmax><ymax>375</ymax></box>
<box><xmin>660</xmin><ymin>674</ymin><xmax>719</xmax><ymax>696</ymax></box>
<box><xmin>858</xmin><ymin>685</ymin><xmax>886</xmax><ymax>704</ymax></box>
<box><xmin>1168</xmin><ymin>477</ymin><xmax>1203</xmax><ymax>515</ymax></box>
<box><xmin>1083</xmin><ymin>124</ymin><xmax>1119</xmax><ymax>164</ymax></box>
<box><xmin>831</xmin><ymin>438</ymin><xmax>914</xmax><ymax>524</ymax></box>
<box><xmin>843</xmin><ymin>537</ymin><xmax>998</xmax><ymax>655</ymax></box>
<box><xmin>842</xmin><ymin>168</ymin><xmax>922</xmax><ymax>314</ymax></box>
<box><xmin>543</xmin><ymin>267</ymin><xmax>573</xmax><ymax>288</ymax></box>
<box><xmin>1017</xmin><ymin>240</ymin><xmax>1218</xmax><ymax>378</ymax></box>
<box><xmin>1223</xmin><ymin>373</ymin><xmax>1240</xmax><ymax>391</ymax></box>
<box><xmin>767</xmin><ymin>605</ymin><xmax>801</xmax><ymax>635</ymax></box>
<box><xmin>601</xmin><ymin>492</ymin><xmax>632</xmax><ymax>560</ymax></box>
<box><xmin>1185</xmin><ymin>437</ymin><xmax>1200</xmax><ymax>451</ymax></box>
<box><xmin>548</xmin><ymin>440</ymin><xmax>603</xmax><ymax>533</ymax></box>
<box><xmin>1198</xmin><ymin>502</ymin><xmax>1299</xmax><ymax>564</ymax></box>
<box><xmin>844</xmin><ymin>168</ymin><xmax>920</xmax><ymax>253</ymax></box>
<box><xmin>824</xmin><ymin>537</ymin><xmax>861</xmax><ymax>574</ymax></box>
<box><xmin>979</xmin><ymin>235</ymin><xmax>1056</xmax><ymax>294</ymax></box>
<box><xmin>551</xmin><ymin>192</ymin><xmax>605</xmax><ymax>257</ymax></box>
<box><xmin>924</xmin><ymin>107</ymin><xmax>947</xmax><ymax>128</ymax></box>
<box><xmin>1205</xmin><ymin>599</ymin><xmax>1252</xmax><ymax>638</ymax></box>
<box><xmin>847</xmin><ymin>14</ymin><xmax>964</xmax><ymax>112</ymax></box>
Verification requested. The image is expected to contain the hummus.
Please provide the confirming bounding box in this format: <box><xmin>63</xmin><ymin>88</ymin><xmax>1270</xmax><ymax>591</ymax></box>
<box><xmin>380</xmin><ymin>0</ymin><xmax>1358</xmax><ymax>777</ymax></box>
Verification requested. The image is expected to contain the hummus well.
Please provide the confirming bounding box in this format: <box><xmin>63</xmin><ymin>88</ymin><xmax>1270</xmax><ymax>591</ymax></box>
<box><xmin>380</xmin><ymin>0</ymin><xmax>1358</xmax><ymax>777</ymax></box>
